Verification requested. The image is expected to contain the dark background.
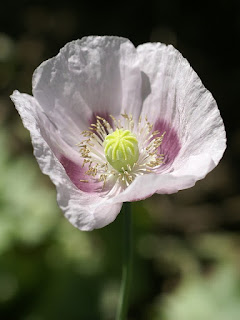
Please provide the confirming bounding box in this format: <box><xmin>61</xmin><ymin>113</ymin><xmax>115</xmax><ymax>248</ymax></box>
<box><xmin>0</xmin><ymin>1</ymin><xmax>240</xmax><ymax>319</ymax></box>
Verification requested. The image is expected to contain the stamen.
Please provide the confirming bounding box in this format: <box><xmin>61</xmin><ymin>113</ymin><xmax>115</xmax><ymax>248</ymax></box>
<box><xmin>78</xmin><ymin>113</ymin><xmax>165</xmax><ymax>192</ymax></box>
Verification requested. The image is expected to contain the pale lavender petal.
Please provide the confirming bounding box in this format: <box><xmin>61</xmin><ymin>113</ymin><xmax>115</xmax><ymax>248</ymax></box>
<box><xmin>27</xmin><ymin>97</ymin><xmax>101</xmax><ymax>193</ymax></box>
<box><xmin>11</xmin><ymin>91</ymin><xmax>123</xmax><ymax>230</ymax></box>
<box><xmin>33</xmin><ymin>36</ymin><xmax>143</xmax><ymax>143</ymax></box>
<box><xmin>57</xmin><ymin>184</ymin><xmax>123</xmax><ymax>230</ymax></box>
<box><xmin>137</xmin><ymin>43</ymin><xmax>182</xmax><ymax>132</ymax></box>
<box><xmin>137</xmin><ymin>43</ymin><xmax>226</xmax><ymax>169</ymax></box>
<box><xmin>106</xmin><ymin>42</ymin><xmax>226</xmax><ymax>201</ymax></box>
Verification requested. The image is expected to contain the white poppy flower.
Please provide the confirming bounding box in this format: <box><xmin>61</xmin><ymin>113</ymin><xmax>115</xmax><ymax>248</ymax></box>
<box><xmin>11</xmin><ymin>36</ymin><xmax>226</xmax><ymax>230</ymax></box>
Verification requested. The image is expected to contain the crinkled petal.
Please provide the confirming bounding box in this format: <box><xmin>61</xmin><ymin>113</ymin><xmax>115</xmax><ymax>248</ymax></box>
<box><xmin>32</xmin><ymin>36</ymin><xmax>143</xmax><ymax>146</ymax></box>
<box><xmin>106</xmin><ymin>42</ymin><xmax>226</xmax><ymax>201</ymax></box>
<box><xmin>137</xmin><ymin>43</ymin><xmax>182</xmax><ymax>130</ymax></box>
<box><xmin>11</xmin><ymin>91</ymin><xmax>122</xmax><ymax>230</ymax></box>
<box><xmin>137</xmin><ymin>42</ymin><xmax>226</xmax><ymax>164</ymax></box>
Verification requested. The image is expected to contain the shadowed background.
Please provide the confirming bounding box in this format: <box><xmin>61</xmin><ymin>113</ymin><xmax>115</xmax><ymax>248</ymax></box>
<box><xmin>0</xmin><ymin>0</ymin><xmax>239</xmax><ymax>319</ymax></box>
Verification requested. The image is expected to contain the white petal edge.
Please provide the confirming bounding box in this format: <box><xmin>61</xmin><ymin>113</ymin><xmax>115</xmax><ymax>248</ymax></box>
<box><xmin>11</xmin><ymin>91</ymin><xmax>122</xmax><ymax>230</ymax></box>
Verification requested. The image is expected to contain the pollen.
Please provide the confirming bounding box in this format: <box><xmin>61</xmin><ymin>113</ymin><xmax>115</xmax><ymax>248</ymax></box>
<box><xmin>103</xmin><ymin>128</ymin><xmax>139</xmax><ymax>172</ymax></box>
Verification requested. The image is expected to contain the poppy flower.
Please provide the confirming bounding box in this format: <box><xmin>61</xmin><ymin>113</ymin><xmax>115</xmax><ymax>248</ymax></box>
<box><xmin>11</xmin><ymin>36</ymin><xmax>226</xmax><ymax>230</ymax></box>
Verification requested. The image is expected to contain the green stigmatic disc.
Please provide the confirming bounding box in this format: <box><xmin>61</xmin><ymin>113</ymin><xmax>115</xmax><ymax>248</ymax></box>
<box><xmin>103</xmin><ymin>129</ymin><xmax>139</xmax><ymax>172</ymax></box>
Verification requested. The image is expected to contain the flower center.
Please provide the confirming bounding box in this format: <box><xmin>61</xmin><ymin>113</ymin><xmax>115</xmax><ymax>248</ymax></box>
<box><xmin>103</xmin><ymin>128</ymin><xmax>139</xmax><ymax>172</ymax></box>
<box><xmin>78</xmin><ymin>113</ymin><xmax>165</xmax><ymax>192</ymax></box>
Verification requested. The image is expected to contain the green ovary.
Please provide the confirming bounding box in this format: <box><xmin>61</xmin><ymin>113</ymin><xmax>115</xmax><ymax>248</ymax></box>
<box><xmin>103</xmin><ymin>129</ymin><xmax>139</xmax><ymax>172</ymax></box>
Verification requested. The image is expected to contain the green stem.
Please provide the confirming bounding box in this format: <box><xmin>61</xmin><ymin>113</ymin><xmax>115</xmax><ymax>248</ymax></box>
<box><xmin>116</xmin><ymin>202</ymin><xmax>133</xmax><ymax>320</ymax></box>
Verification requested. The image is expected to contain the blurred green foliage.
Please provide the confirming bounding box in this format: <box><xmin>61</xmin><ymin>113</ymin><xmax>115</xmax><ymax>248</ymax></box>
<box><xmin>0</xmin><ymin>130</ymin><xmax>58</xmax><ymax>252</ymax></box>
<box><xmin>153</xmin><ymin>234</ymin><xmax>240</xmax><ymax>320</ymax></box>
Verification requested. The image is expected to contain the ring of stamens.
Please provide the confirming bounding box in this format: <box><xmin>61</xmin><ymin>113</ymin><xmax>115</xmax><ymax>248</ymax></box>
<box><xmin>78</xmin><ymin>113</ymin><xmax>165</xmax><ymax>190</ymax></box>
